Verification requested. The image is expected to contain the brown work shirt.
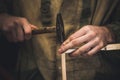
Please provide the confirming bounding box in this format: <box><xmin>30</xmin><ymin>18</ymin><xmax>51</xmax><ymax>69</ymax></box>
<box><xmin>0</xmin><ymin>0</ymin><xmax>120</xmax><ymax>80</ymax></box>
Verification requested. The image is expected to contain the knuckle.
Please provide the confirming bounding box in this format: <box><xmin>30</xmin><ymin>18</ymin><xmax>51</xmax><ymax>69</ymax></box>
<box><xmin>95</xmin><ymin>37</ymin><xmax>100</xmax><ymax>43</ymax></box>
<box><xmin>71</xmin><ymin>40</ymin><xmax>79</xmax><ymax>46</ymax></box>
<box><xmin>69</xmin><ymin>36</ymin><xmax>75</xmax><ymax>41</ymax></box>
<box><xmin>84</xmin><ymin>25</ymin><xmax>89</xmax><ymax>28</ymax></box>
<box><xmin>84</xmin><ymin>25</ymin><xmax>91</xmax><ymax>30</ymax></box>
<box><xmin>89</xmin><ymin>31</ymin><xmax>97</xmax><ymax>37</ymax></box>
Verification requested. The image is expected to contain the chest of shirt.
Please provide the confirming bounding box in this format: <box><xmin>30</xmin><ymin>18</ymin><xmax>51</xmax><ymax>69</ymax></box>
<box><xmin>13</xmin><ymin>0</ymin><xmax>92</xmax><ymax>26</ymax></box>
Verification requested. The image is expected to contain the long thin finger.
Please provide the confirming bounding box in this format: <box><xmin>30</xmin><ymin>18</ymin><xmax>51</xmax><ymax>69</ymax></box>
<box><xmin>62</xmin><ymin>27</ymin><xmax>87</xmax><ymax>46</ymax></box>
<box><xmin>29</xmin><ymin>24</ymin><xmax>38</xmax><ymax>30</ymax></box>
<box><xmin>59</xmin><ymin>32</ymin><xmax>96</xmax><ymax>54</ymax></box>
<box><xmin>70</xmin><ymin>37</ymin><xmax>99</xmax><ymax>56</ymax></box>
<box><xmin>69</xmin><ymin>27</ymin><xmax>88</xmax><ymax>39</ymax></box>
<box><xmin>87</xmin><ymin>43</ymin><xmax>103</xmax><ymax>56</ymax></box>
<box><xmin>59</xmin><ymin>36</ymin><xmax>88</xmax><ymax>54</ymax></box>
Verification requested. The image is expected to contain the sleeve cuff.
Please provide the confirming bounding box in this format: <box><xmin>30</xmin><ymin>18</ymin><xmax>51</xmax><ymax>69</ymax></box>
<box><xmin>106</xmin><ymin>21</ymin><xmax>120</xmax><ymax>43</ymax></box>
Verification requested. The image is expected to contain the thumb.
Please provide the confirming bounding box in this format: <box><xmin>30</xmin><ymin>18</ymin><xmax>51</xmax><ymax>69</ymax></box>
<box><xmin>30</xmin><ymin>24</ymin><xmax>38</xmax><ymax>30</ymax></box>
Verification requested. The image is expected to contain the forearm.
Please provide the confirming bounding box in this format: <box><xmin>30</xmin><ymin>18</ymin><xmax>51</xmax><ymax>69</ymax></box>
<box><xmin>100</xmin><ymin>26</ymin><xmax>115</xmax><ymax>44</ymax></box>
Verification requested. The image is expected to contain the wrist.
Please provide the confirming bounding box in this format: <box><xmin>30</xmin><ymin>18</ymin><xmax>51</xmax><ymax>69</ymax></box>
<box><xmin>102</xmin><ymin>26</ymin><xmax>115</xmax><ymax>44</ymax></box>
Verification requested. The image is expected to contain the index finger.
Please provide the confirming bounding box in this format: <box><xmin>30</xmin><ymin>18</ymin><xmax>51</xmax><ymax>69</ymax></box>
<box><xmin>62</xmin><ymin>27</ymin><xmax>87</xmax><ymax>46</ymax></box>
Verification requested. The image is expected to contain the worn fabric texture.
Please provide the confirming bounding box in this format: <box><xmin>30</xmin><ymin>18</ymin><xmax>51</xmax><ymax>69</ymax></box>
<box><xmin>0</xmin><ymin>0</ymin><xmax>120</xmax><ymax>80</ymax></box>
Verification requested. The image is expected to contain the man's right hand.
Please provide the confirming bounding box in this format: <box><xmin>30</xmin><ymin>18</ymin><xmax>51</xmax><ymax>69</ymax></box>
<box><xmin>0</xmin><ymin>14</ymin><xmax>37</xmax><ymax>42</ymax></box>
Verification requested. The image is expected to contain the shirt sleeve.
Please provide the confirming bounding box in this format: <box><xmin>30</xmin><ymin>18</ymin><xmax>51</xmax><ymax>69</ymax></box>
<box><xmin>106</xmin><ymin>2</ymin><xmax>120</xmax><ymax>43</ymax></box>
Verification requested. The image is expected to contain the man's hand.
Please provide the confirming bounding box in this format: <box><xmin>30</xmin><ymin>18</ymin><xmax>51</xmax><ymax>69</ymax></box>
<box><xmin>0</xmin><ymin>14</ymin><xmax>37</xmax><ymax>42</ymax></box>
<box><xmin>58</xmin><ymin>25</ymin><xmax>114</xmax><ymax>57</ymax></box>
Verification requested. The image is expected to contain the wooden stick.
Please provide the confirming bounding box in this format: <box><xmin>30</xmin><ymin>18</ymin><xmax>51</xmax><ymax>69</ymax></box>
<box><xmin>61</xmin><ymin>53</ymin><xmax>67</xmax><ymax>80</ymax></box>
<box><xmin>32</xmin><ymin>27</ymin><xmax>56</xmax><ymax>35</ymax></box>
